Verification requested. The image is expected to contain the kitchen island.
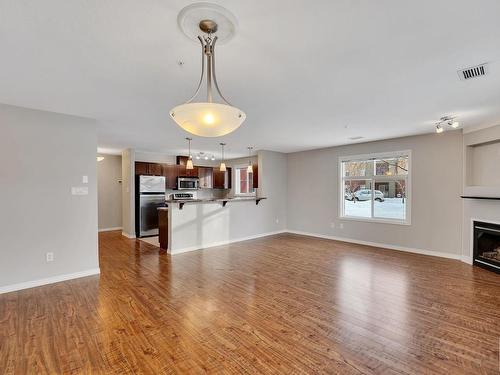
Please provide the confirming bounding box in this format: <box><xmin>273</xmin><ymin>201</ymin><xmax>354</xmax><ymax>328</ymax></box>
<box><xmin>161</xmin><ymin>197</ymin><xmax>276</xmax><ymax>254</ymax></box>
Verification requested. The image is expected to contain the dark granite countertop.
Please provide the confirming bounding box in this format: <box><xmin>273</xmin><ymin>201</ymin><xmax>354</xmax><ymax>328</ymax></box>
<box><xmin>164</xmin><ymin>197</ymin><xmax>266</xmax><ymax>209</ymax></box>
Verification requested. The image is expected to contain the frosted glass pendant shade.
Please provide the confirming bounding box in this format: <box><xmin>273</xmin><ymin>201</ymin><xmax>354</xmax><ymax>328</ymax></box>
<box><xmin>170</xmin><ymin>103</ymin><xmax>245</xmax><ymax>137</ymax></box>
<box><xmin>220</xmin><ymin>162</ymin><xmax>226</xmax><ymax>172</ymax></box>
<box><xmin>247</xmin><ymin>164</ymin><xmax>253</xmax><ymax>173</ymax></box>
<box><xmin>186</xmin><ymin>158</ymin><xmax>194</xmax><ymax>170</ymax></box>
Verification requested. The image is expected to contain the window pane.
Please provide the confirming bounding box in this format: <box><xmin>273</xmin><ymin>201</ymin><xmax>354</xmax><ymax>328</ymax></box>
<box><xmin>373</xmin><ymin>179</ymin><xmax>406</xmax><ymax>220</ymax></box>
<box><xmin>375</xmin><ymin>157</ymin><xmax>408</xmax><ymax>176</ymax></box>
<box><xmin>238</xmin><ymin>168</ymin><xmax>248</xmax><ymax>194</ymax></box>
<box><xmin>344</xmin><ymin>180</ymin><xmax>372</xmax><ymax>218</ymax></box>
<box><xmin>343</xmin><ymin>160</ymin><xmax>373</xmax><ymax>177</ymax></box>
<box><xmin>248</xmin><ymin>172</ymin><xmax>255</xmax><ymax>193</ymax></box>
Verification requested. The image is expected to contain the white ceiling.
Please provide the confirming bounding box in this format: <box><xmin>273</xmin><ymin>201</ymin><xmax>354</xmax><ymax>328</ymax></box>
<box><xmin>1</xmin><ymin>0</ymin><xmax>500</xmax><ymax>158</ymax></box>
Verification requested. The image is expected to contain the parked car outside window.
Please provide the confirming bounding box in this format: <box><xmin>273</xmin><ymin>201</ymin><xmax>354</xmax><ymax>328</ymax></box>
<box><xmin>347</xmin><ymin>189</ymin><xmax>385</xmax><ymax>202</ymax></box>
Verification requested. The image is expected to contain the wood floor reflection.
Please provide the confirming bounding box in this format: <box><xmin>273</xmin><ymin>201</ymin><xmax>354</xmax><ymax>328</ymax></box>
<box><xmin>1</xmin><ymin>231</ymin><xmax>499</xmax><ymax>374</ymax></box>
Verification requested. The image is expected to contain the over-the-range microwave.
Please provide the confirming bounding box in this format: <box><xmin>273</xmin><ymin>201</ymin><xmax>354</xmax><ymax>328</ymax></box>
<box><xmin>177</xmin><ymin>176</ymin><xmax>199</xmax><ymax>190</ymax></box>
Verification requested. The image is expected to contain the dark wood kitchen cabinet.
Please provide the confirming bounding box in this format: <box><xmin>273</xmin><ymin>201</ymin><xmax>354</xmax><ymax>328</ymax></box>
<box><xmin>176</xmin><ymin>156</ymin><xmax>198</xmax><ymax>177</ymax></box>
<box><xmin>213</xmin><ymin>167</ymin><xmax>232</xmax><ymax>189</ymax></box>
<box><xmin>252</xmin><ymin>163</ymin><xmax>258</xmax><ymax>188</ymax></box>
<box><xmin>135</xmin><ymin>162</ymin><xmax>162</xmax><ymax>176</ymax></box>
<box><xmin>162</xmin><ymin>164</ymin><xmax>179</xmax><ymax>189</ymax></box>
<box><xmin>149</xmin><ymin>163</ymin><xmax>162</xmax><ymax>176</ymax></box>
<box><xmin>158</xmin><ymin>208</ymin><xmax>168</xmax><ymax>250</ymax></box>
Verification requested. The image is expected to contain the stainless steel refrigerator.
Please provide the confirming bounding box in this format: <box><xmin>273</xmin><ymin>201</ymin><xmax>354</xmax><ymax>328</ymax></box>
<box><xmin>136</xmin><ymin>175</ymin><xmax>166</xmax><ymax>238</ymax></box>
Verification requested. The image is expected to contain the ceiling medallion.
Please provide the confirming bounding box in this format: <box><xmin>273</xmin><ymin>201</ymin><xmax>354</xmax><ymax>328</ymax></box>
<box><xmin>170</xmin><ymin>3</ymin><xmax>245</xmax><ymax>137</ymax></box>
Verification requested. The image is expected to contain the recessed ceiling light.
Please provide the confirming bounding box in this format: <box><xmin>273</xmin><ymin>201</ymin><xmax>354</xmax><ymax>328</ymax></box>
<box><xmin>349</xmin><ymin>136</ymin><xmax>364</xmax><ymax>140</ymax></box>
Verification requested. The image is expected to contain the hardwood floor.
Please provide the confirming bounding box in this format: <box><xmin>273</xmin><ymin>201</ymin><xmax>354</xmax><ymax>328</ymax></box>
<box><xmin>1</xmin><ymin>231</ymin><xmax>499</xmax><ymax>374</ymax></box>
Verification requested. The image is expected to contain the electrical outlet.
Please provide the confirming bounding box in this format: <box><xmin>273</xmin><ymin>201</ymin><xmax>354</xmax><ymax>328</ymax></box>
<box><xmin>46</xmin><ymin>252</ymin><xmax>54</xmax><ymax>262</ymax></box>
<box><xmin>276</xmin><ymin>218</ymin><xmax>279</xmax><ymax>224</ymax></box>
<box><xmin>330</xmin><ymin>222</ymin><xmax>335</xmax><ymax>228</ymax></box>
<box><xmin>82</xmin><ymin>175</ymin><xmax>88</xmax><ymax>184</ymax></box>
<box><xmin>340</xmin><ymin>223</ymin><xmax>344</xmax><ymax>229</ymax></box>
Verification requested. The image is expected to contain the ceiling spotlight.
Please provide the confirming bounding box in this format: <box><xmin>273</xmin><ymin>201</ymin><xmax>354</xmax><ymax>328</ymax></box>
<box><xmin>211</xmin><ymin>155</ymin><xmax>215</xmax><ymax>161</ymax></box>
<box><xmin>435</xmin><ymin>116</ymin><xmax>459</xmax><ymax>134</ymax></box>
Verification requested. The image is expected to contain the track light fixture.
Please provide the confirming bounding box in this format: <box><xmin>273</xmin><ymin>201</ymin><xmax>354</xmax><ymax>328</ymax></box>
<box><xmin>435</xmin><ymin>116</ymin><xmax>459</xmax><ymax>133</ymax></box>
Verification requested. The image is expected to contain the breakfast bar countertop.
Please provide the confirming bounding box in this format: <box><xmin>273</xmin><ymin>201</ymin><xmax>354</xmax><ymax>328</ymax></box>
<box><xmin>165</xmin><ymin>196</ymin><xmax>266</xmax><ymax>203</ymax></box>
<box><xmin>165</xmin><ymin>196</ymin><xmax>267</xmax><ymax>209</ymax></box>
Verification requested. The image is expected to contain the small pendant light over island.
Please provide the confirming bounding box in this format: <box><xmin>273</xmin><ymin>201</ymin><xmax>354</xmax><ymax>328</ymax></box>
<box><xmin>219</xmin><ymin>143</ymin><xmax>226</xmax><ymax>172</ymax></box>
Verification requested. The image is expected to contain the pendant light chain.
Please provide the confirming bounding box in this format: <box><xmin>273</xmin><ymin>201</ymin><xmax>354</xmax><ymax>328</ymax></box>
<box><xmin>219</xmin><ymin>142</ymin><xmax>227</xmax><ymax>172</ymax></box>
<box><xmin>247</xmin><ymin>146</ymin><xmax>253</xmax><ymax>173</ymax></box>
<box><xmin>186</xmin><ymin>137</ymin><xmax>192</xmax><ymax>158</ymax></box>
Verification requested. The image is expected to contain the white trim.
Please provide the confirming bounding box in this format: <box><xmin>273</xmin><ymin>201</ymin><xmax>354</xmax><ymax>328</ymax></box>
<box><xmin>461</xmin><ymin>255</ymin><xmax>473</xmax><ymax>265</ymax></box>
<box><xmin>339</xmin><ymin>149</ymin><xmax>413</xmax><ymax>163</ymax></box>
<box><xmin>340</xmin><ymin>216</ymin><xmax>411</xmax><ymax>226</ymax></box>
<box><xmin>339</xmin><ymin>150</ymin><xmax>412</xmax><ymax>225</ymax></box>
<box><xmin>99</xmin><ymin>227</ymin><xmax>122</xmax><ymax>232</ymax></box>
<box><xmin>0</xmin><ymin>268</ymin><xmax>100</xmax><ymax>294</ymax></box>
<box><xmin>169</xmin><ymin>230</ymin><xmax>287</xmax><ymax>255</ymax></box>
<box><xmin>233</xmin><ymin>164</ymin><xmax>256</xmax><ymax>196</ymax></box>
<box><xmin>121</xmin><ymin>231</ymin><xmax>136</xmax><ymax>239</ymax></box>
<box><xmin>286</xmin><ymin>229</ymin><xmax>462</xmax><ymax>260</ymax></box>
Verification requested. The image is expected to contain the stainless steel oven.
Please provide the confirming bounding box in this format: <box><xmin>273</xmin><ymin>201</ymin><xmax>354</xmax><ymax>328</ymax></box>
<box><xmin>177</xmin><ymin>177</ymin><xmax>199</xmax><ymax>190</ymax></box>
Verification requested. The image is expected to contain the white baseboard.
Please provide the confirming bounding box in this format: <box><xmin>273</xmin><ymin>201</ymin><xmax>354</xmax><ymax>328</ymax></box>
<box><xmin>286</xmin><ymin>230</ymin><xmax>463</xmax><ymax>261</ymax></box>
<box><xmin>0</xmin><ymin>268</ymin><xmax>101</xmax><ymax>295</ymax></box>
<box><xmin>121</xmin><ymin>231</ymin><xmax>136</xmax><ymax>239</ymax></box>
<box><xmin>461</xmin><ymin>255</ymin><xmax>473</xmax><ymax>265</ymax></box>
<box><xmin>99</xmin><ymin>227</ymin><xmax>122</xmax><ymax>232</ymax></box>
<box><xmin>169</xmin><ymin>230</ymin><xmax>287</xmax><ymax>255</ymax></box>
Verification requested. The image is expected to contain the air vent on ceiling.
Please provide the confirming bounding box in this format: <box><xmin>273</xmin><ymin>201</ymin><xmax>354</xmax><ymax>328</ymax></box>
<box><xmin>458</xmin><ymin>63</ymin><xmax>488</xmax><ymax>81</ymax></box>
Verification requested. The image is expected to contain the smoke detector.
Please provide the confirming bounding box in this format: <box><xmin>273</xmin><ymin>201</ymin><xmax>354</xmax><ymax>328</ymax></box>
<box><xmin>457</xmin><ymin>63</ymin><xmax>488</xmax><ymax>81</ymax></box>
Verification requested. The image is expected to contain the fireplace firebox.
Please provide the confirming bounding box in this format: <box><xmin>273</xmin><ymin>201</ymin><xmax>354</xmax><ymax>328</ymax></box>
<box><xmin>473</xmin><ymin>221</ymin><xmax>500</xmax><ymax>274</ymax></box>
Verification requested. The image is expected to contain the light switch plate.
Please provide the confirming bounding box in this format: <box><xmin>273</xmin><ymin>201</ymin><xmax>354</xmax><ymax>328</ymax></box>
<box><xmin>71</xmin><ymin>186</ymin><xmax>89</xmax><ymax>195</ymax></box>
<box><xmin>82</xmin><ymin>175</ymin><xmax>88</xmax><ymax>184</ymax></box>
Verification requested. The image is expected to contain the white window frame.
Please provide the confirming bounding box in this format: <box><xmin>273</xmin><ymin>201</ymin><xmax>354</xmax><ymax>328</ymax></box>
<box><xmin>234</xmin><ymin>164</ymin><xmax>256</xmax><ymax>196</ymax></box>
<box><xmin>339</xmin><ymin>150</ymin><xmax>412</xmax><ymax>225</ymax></box>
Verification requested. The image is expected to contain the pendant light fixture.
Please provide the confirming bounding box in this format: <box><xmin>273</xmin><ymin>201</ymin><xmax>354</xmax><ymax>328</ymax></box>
<box><xmin>219</xmin><ymin>143</ymin><xmax>226</xmax><ymax>172</ymax></box>
<box><xmin>186</xmin><ymin>137</ymin><xmax>194</xmax><ymax>170</ymax></box>
<box><xmin>247</xmin><ymin>147</ymin><xmax>253</xmax><ymax>173</ymax></box>
<box><xmin>170</xmin><ymin>4</ymin><xmax>246</xmax><ymax>137</ymax></box>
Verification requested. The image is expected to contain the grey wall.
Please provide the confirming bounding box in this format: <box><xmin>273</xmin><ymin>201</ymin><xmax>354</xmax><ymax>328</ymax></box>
<box><xmin>97</xmin><ymin>154</ymin><xmax>122</xmax><ymax>230</ymax></box>
<box><xmin>135</xmin><ymin>151</ymin><xmax>176</xmax><ymax>164</ymax></box>
<box><xmin>287</xmin><ymin>131</ymin><xmax>463</xmax><ymax>256</ymax></box>
<box><xmin>0</xmin><ymin>104</ymin><xmax>99</xmax><ymax>288</ymax></box>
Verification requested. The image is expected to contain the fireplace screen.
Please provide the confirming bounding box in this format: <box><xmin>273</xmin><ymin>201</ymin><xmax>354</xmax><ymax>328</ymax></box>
<box><xmin>473</xmin><ymin>221</ymin><xmax>500</xmax><ymax>273</ymax></box>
